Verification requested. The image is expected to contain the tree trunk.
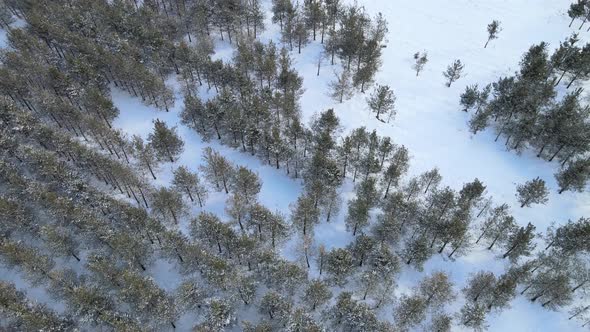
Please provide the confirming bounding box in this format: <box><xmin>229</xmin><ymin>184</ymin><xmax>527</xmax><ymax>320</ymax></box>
<box><xmin>569</xmin><ymin>306</ymin><xmax>590</xmax><ymax>319</ymax></box>
<box><xmin>571</xmin><ymin>280</ymin><xmax>587</xmax><ymax>293</ymax></box>
<box><xmin>487</xmin><ymin>234</ymin><xmax>499</xmax><ymax>250</ymax></box>
<box><xmin>555</xmin><ymin>70</ymin><xmax>567</xmax><ymax>86</ymax></box>
<box><xmin>579</xmin><ymin>13</ymin><xmax>590</xmax><ymax>30</ymax></box>
<box><xmin>170</xmin><ymin>208</ymin><xmax>178</xmax><ymax>224</ymax></box>
<box><xmin>383</xmin><ymin>178</ymin><xmax>392</xmax><ymax>199</ymax></box>
<box><xmin>548</xmin><ymin>144</ymin><xmax>565</xmax><ymax>161</ymax></box>
<box><xmin>567</xmin><ymin>72</ymin><xmax>580</xmax><ymax>89</ymax></box>
<box><xmin>185</xmin><ymin>187</ymin><xmax>194</xmax><ymax>202</ymax></box>
<box><xmin>502</xmin><ymin>243</ymin><xmax>518</xmax><ymax>259</ymax></box>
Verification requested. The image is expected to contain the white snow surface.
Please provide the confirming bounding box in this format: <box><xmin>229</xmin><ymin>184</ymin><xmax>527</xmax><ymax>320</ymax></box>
<box><xmin>1</xmin><ymin>0</ymin><xmax>588</xmax><ymax>331</ymax></box>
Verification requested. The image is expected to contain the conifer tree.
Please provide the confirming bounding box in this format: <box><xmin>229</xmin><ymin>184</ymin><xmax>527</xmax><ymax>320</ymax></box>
<box><xmin>484</xmin><ymin>20</ymin><xmax>501</xmax><ymax>48</ymax></box>
<box><xmin>413</xmin><ymin>51</ymin><xmax>428</xmax><ymax>76</ymax></box>
<box><xmin>200</xmin><ymin>147</ymin><xmax>235</xmax><ymax>194</ymax></box>
<box><xmin>393</xmin><ymin>294</ymin><xmax>427</xmax><ymax>331</ymax></box>
<box><xmin>151</xmin><ymin>186</ymin><xmax>186</xmax><ymax>224</ymax></box>
<box><xmin>555</xmin><ymin>157</ymin><xmax>590</xmax><ymax>194</ymax></box>
<box><xmin>430</xmin><ymin>314</ymin><xmax>452</xmax><ymax>332</ymax></box>
<box><xmin>366</xmin><ymin>84</ymin><xmax>396</xmax><ymax>122</ymax></box>
<box><xmin>175</xmin><ymin>279</ymin><xmax>206</xmax><ymax>314</ymax></box>
<box><xmin>382</xmin><ymin>145</ymin><xmax>410</xmax><ymax>198</ymax></box>
<box><xmin>172</xmin><ymin>166</ymin><xmax>208</xmax><ymax>207</ymax></box>
<box><xmin>459</xmin><ymin>302</ymin><xmax>488</xmax><ymax>331</ymax></box>
<box><xmin>291</xmin><ymin>194</ymin><xmax>320</xmax><ymax>236</ymax></box>
<box><xmin>568</xmin><ymin>1</ymin><xmax>588</xmax><ymax>28</ymax></box>
<box><xmin>516</xmin><ymin>177</ymin><xmax>549</xmax><ymax>208</ymax></box>
<box><xmin>131</xmin><ymin>135</ymin><xmax>159</xmax><ymax>180</ymax></box>
<box><xmin>302</xmin><ymin>279</ymin><xmax>332</xmax><ymax>310</ymax></box>
<box><xmin>325</xmin><ymin>247</ymin><xmax>354</xmax><ymax>286</ymax></box>
<box><xmin>329</xmin><ymin>68</ymin><xmax>354</xmax><ymax>103</ymax></box>
<box><xmin>198</xmin><ymin>298</ymin><xmax>235</xmax><ymax>330</ymax></box>
<box><xmin>148</xmin><ymin>119</ymin><xmax>184</xmax><ymax>163</ymax></box>
<box><xmin>443</xmin><ymin>59</ymin><xmax>464</xmax><ymax>87</ymax></box>
<box><xmin>502</xmin><ymin>222</ymin><xmax>536</xmax><ymax>262</ymax></box>
<box><xmin>463</xmin><ymin>271</ymin><xmax>497</xmax><ymax>303</ymax></box>
<box><xmin>418</xmin><ymin>271</ymin><xmax>455</xmax><ymax>308</ymax></box>
<box><xmin>230</xmin><ymin>166</ymin><xmax>262</xmax><ymax>204</ymax></box>
<box><xmin>293</xmin><ymin>6</ymin><xmax>310</xmax><ymax>54</ymax></box>
<box><xmin>345</xmin><ymin>177</ymin><xmax>380</xmax><ymax>235</ymax></box>
<box><xmin>259</xmin><ymin>291</ymin><xmax>292</xmax><ymax>323</ymax></box>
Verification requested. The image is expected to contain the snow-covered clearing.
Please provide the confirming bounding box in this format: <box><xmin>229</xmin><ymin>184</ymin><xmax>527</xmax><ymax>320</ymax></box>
<box><xmin>1</xmin><ymin>0</ymin><xmax>587</xmax><ymax>330</ymax></box>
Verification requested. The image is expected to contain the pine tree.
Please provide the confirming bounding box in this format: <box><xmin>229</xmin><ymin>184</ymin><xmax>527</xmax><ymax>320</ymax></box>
<box><xmin>304</xmin><ymin>0</ymin><xmax>323</xmax><ymax>41</ymax></box>
<box><xmin>402</xmin><ymin>234</ymin><xmax>432</xmax><ymax>271</ymax></box>
<box><xmin>191</xmin><ymin>212</ymin><xmax>227</xmax><ymax>254</ymax></box>
<box><xmin>291</xmin><ymin>194</ymin><xmax>320</xmax><ymax>236</ymax></box>
<box><xmin>148</xmin><ymin>119</ymin><xmax>184</xmax><ymax>162</ymax></box>
<box><xmin>326</xmin><ymin>292</ymin><xmax>381</xmax><ymax>331</ymax></box>
<box><xmin>459</xmin><ymin>302</ymin><xmax>488</xmax><ymax>331</ymax></box>
<box><xmin>460</xmin><ymin>85</ymin><xmax>479</xmax><ymax>112</ymax></box>
<box><xmin>285</xmin><ymin>308</ymin><xmax>323</xmax><ymax>331</ymax></box>
<box><xmin>430</xmin><ymin>314</ymin><xmax>452</xmax><ymax>332</ymax></box>
<box><xmin>360</xmin><ymin>244</ymin><xmax>400</xmax><ymax>300</ymax></box>
<box><xmin>198</xmin><ymin>298</ymin><xmax>235</xmax><ymax>330</ymax></box>
<box><xmin>230</xmin><ymin>166</ymin><xmax>262</xmax><ymax>204</ymax></box>
<box><xmin>516</xmin><ymin>177</ymin><xmax>549</xmax><ymax>208</ymax></box>
<box><xmin>272</xmin><ymin>0</ymin><xmax>295</xmax><ymax>31</ymax></box>
<box><xmin>420</xmin><ymin>168</ymin><xmax>442</xmax><ymax>195</ymax></box>
<box><xmin>345</xmin><ymin>178</ymin><xmax>380</xmax><ymax>235</ymax></box>
<box><xmin>418</xmin><ymin>271</ymin><xmax>455</xmax><ymax>308</ymax></box>
<box><xmin>235</xmin><ymin>275</ymin><xmax>257</xmax><ymax>305</ymax></box>
<box><xmin>175</xmin><ymin>279</ymin><xmax>206</xmax><ymax>314</ymax></box>
<box><xmin>293</xmin><ymin>6</ymin><xmax>310</xmax><ymax>54</ymax></box>
<box><xmin>568</xmin><ymin>1</ymin><xmax>588</xmax><ymax>28</ymax></box>
<box><xmin>0</xmin><ymin>240</ymin><xmax>55</xmax><ymax>286</ymax></box>
<box><xmin>544</xmin><ymin>217</ymin><xmax>590</xmax><ymax>253</ymax></box>
<box><xmin>366</xmin><ymin>84</ymin><xmax>396</xmax><ymax>122</ymax></box>
<box><xmin>259</xmin><ymin>291</ymin><xmax>292</xmax><ymax>322</ymax></box>
<box><xmin>302</xmin><ymin>279</ymin><xmax>332</xmax><ymax>310</ymax></box>
<box><xmin>249</xmin><ymin>0</ymin><xmax>266</xmax><ymax>38</ymax></box>
<box><xmin>443</xmin><ymin>59</ymin><xmax>464</xmax><ymax>87</ymax></box>
<box><xmin>200</xmin><ymin>147</ymin><xmax>235</xmax><ymax>194</ymax></box>
<box><xmin>555</xmin><ymin>157</ymin><xmax>590</xmax><ymax>194</ymax></box>
<box><xmin>576</xmin><ymin>0</ymin><xmax>590</xmax><ymax>30</ymax></box>
<box><xmin>131</xmin><ymin>135</ymin><xmax>159</xmax><ymax>180</ymax></box>
<box><xmin>502</xmin><ymin>222</ymin><xmax>536</xmax><ymax>262</ymax></box>
<box><xmin>484</xmin><ymin>20</ymin><xmax>501</xmax><ymax>48</ymax></box>
<box><xmin>329</xmin><ymin>68</ymin><xmax>354</xmax><ymax>103</ymax></box>
<box><xmin>348</xmin><ymin>234</ymin><xmax>376</xmax><ymax>267</ymax></box>
<box><xmin>463</xmin><ymin>271</ymin><xmax>497</xmax><ymax>303</ymax></box>
<box><xmin>172</xmin><ymin>166</ymin><xmax>208</xmax><ymax>207</ymax></box>
<box><xmin>382</xmin><ymin>146</ymin><xmax>410</xmax><ymax>198</ymax></box>
<box><xmin>393</xmin><ymin>294</ymin><xmax>427</xmax><ymax>331</ymax></box>
<box><xmin>413</xmin><ymin>51</ymin><xmax>428</xmax><ymax>76</ymax></box>
<box><xmin>325</xmin><ymin>247</ymin><xmax>354</xmax><ymax>285</ymax></box>
<box><xmin>151</xmin><ymin>186</ymin><xmax>186</xmax><ymax>224</ymax></box>
<box><xmin>527</xmin><ymin>271</ymin><xmax>573</xmax><ymax>309</ymax></box>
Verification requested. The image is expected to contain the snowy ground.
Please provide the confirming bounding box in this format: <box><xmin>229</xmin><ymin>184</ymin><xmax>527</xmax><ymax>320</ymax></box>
<box><xmin>1</xmin><ymin>0</ymin><xmax>588</xmax><ymax>330</ymax></box>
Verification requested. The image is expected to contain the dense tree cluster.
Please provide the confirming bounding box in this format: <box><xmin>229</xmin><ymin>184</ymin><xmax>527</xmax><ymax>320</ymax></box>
<box><xmin>463</xmin><ymin>36</ymin><xmax>590</xmax><ymax>194</ymax></box>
